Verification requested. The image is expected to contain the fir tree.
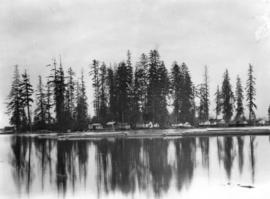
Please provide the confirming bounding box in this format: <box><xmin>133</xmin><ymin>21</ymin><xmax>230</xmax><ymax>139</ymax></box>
<box><xmin>156</xmin><ymin>61</ymin><xmax>169</xmax><ymax>127</ymax></box>
<box><xmin>198</xmin><ymin>84</ymin><xmax>206</xmax><ymax>122</ymax></box>
<box><xmin>115</xmin><ymin>62</ymin><xmax>130</xmax><ymax>123</ymax></box>
<box><xmin>191</xmin><ymin>85</ymin><xmax>196</xmax><ymax>124</ymax></box>
<box><xmin>75</xmin><ymin>71</ymin><xmax>89</xmax><ymax>130</ymax></box>
<box><xmin>46</xmin><ymin>59</ymin><xmax>57</xmax><ymax>125</ymax></box>
<box><xmin>126</xmin><ymin>50</ymin><xmax>133</xmax><ymax>82</ymax></box>
<box><xmin>126</xmin><ymin>50</ymin><xmax>135</xmax><ymax>126</ymax></box>
<box><xmin>64</xmin><ymin>67</ymin><xmax>76</xmax><ymax>129</ymax></box>
<box><xmin>55</xmin><ymin>58</ymin><xmax>66</xmax><ymax>129</ymax></box>
<box><xmin>66</xmin><ymin>67</ymin><xmax>76</xmax><ymax>120</ymax></box>
<box><xmin>47</xmin><ymin>58</ymin><xmax>66</xmax><ymax>130</ymax></box>
<box><xmin>235</xmin><ymin>76</ymin><xmax>244</xmax><ymax>121</ymax></box>
<box><xmin>221</xmin><ymin>69</ymin><xmax>234</xmax><ymax>123</ymax></box>
<box><xmin>45</xmin><ymin>77</ymin><xmax>53</xmax><ymax>125</ymax></box>
<box><xmin>181</xmin><ymin>63</ymin><xmax>194</xmax><ymax>124</ymax></box>
<box><xmin>170</xmin><ymin>62</ymin><xmax>181</xmax><ymax>123</ymax></box>
<box><xmin>134</xmin><ymin>54</ymin><xmax>148</xmax><ymax>124</ymax></box>
<box><xmin>107</xmin><ymin>67</ymin><xmax>117</xmax><ymax>121</ymax></box>
<box><xmin>146</xmin><ymin>50</ymin><xmax>169</xmax><ymax>127</ymax></box>
<box><xmin>6</xmin><ymin>65</ymin><xmax>24</xmax><ymax>132</ymax></box>
<box><xmin>199</xmin><ymin>66</ymin><xmax>209</xmax><ymax>122</ymax></box>
<box><xmin>90</xmin><ymin>59</ymin><xmax>100</xmax><ymax>120</ymax></box>
<box><xmin>20</xmin><ymin>70</ymin><xmax>34</xmax><ymax>130</ymax></box>
<box><xmin>246</xmin><ymin>64</ymin><xmax>257</xmax><ymax>124</ymax></box>
<box><xmin>171</xmin><ymin>62</ymin><xmax>194</xmax><ymax>124</ymax></box>
<box><xmin>34</xmin><ymin>75</ymin><xmax>46</xmax><ymax>128</ymax></box>
<box><xmin>99</xmin><ymin>62</ymin><xmax>108</xmax><ymax>124</ymax></box>
<box><xmin>74</xmin><ymin>80</ymin><xmax>81</xmax><ymax>122</ymax></box>
<box><xmin>214</xmin><ymin>85</ymin><xmax>222</xmax><ymax>120</ymax></box>
<box><xmin>146</xmin><ymin>50</ymin><xmax>160</xmax><ymax>124</ymax></box>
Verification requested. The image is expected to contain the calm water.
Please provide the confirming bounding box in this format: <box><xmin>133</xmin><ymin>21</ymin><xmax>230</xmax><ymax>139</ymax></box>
<box><xmin>1</xmin><ymin>132</ymin><xmax>270</xmax><ymax>199</ymax></box>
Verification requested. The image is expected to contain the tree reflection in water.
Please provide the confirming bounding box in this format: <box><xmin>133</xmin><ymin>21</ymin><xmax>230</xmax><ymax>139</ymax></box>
<box><xmin>174</xmin><ymin>137</ymin><xmax>196</xmax><ymax>191</ymax></box>
<box><xmin>34</xmin><ymin>138</ymin><xmax>55</xmax><ymax>190</ymax></box>
<box><xmin>217</xmin><ymin>137</ymin><xmax>223</xmax><ymax>166</ymax></box>
<box><xmin>199</xmin><ymin>137</ymin><xmax>209</xmax><ymax>169</ymax></box>
<box><xmin>9</xmin><ymin>135</ymin><xmax>259</xmax><ymax>197</ymax></box>
<box><xmin>237</xmin><ymin>136</ymin><xmax>244</xmax><ymax>174</ymax></box>
<box><xmin>56</xmin><ymin>140</ymin><xmax>89</xmax><ymax>195</ymax></box>
<box><xmin>249</xmin><ymin>136</ymin><xmax>256</xmax><ymax>184</ymax></box>
<box><xmin>95</xmin><ymin>139</ymin><xmax>173</xmax><ymax>197</ymax></box>
<box><xmin>10</xmin><ymin>136</ymin><xmax>34</xmax><ymax>195</ymax></box>
<box><xmin>223</xmin><ymin>136</ymin><xmax>236</xmax><ymax>181</ymax></box>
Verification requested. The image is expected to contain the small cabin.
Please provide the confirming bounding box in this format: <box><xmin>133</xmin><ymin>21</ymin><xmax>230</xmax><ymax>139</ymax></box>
<box><xmin>183</xmin><ymin>122</ymin><xmax>192</xmax><ymax>128</ymax></box>
<box><xmin>89</xmin><ymin>123</ymin><xmax>103</xmax><ymax>130</ymax></box>
<box><xmin>106</xmin><ymin>121</ymin><xmax>116</xmax><ymax>130</ymax></box>
<box><xmin>4</xmin><ymin>126</ymin><xmax>15</xmax><ymax>134</ymax></box>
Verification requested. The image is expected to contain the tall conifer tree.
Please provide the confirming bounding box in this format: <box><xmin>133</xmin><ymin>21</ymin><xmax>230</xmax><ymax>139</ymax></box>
<box><xmin>20</xmin><ymin>70</ymin><xmax>34</xmax><ymax>130</ymax></box>
<box><xmin>90</xmin><ymin>60</ymin><xmax>100</xmax><ymax>121</ymax></box>
<box><xmin>126</xmin><ymin>50</ymin><xmax>135</xmax><ymax>126</ymax></box>
<box><xmin>146</xmin><ymin>50</ymin><xmax>169</xmax><ymax>127</ymax></box>
<box><xmin>246</xmin><ymin>64</ymin><xmax>256</xmax><ymax>124</ymax></box>
<box><xmin>99</xmin><ymin>62</ymin><xmax>108</xmax><ymax>124</ymax></box>
<box><xmin>66</xmin><ymin>67</ymin><xmax>76</xmax><ymax>120</ymax></box>
<box><xmin>221</xmin><ymin>69</ymin><xmax>234</xmax><ymax>123</ymax></box>
<box><xmin>133</xmin><ymin>53</ymin><xmax>148</xmax><ymax>124</ymax></box>
<box><xmin>107</xmin><ymin>67</ymin><xmax>117</xmax><ymax>121</ymax></box>
<box><xmin>214</xmin><ymin>85</ymin><xmax>221</xmax><ymax>120</ymax></box>
<box><xmin>199</xmin><ymin>66</ymin><xmax>209</xmax><ymax>122</ymax></box>
<box><xmin>115</xmin><ymin>62</ymin><xmax>129</xmax><ymax>123</ymax></box>
<box><xmin>235</xmin><ymin>76</ymin><xmax>244</xmax><ymax>121</ymax></box>
<box><xmin>34</xmin><ymin>75</ymin><xmax>46</xmax><ymax>128</ymax></box>
<box><xmin>76</xmin><ymin>71</ymin><xmax>88</xmax><ymax>130</ymax></box>
<box><xmin>7</xmin><ymin>65</ymin><xmax>24</xmax><ymax>131</ymax></box>
<box><xmin>171</xmin><ymin>62</ymin><xmax>181</xmax><ymax>123</ymax></box>
<box><xmin>47</xmin><ymin>58</ymin><xmax>66</xmax><ymax>130</ymax></box>
<box><xmin>181</xmin><ymin>63</ymin><xmax>194</xmax><ymax>124</ymax></box>
<box><xmin>56</xmin><ymin>58</ymin><xmax>66</xmax><ymax>129</ymax></box>
<box><xmin>45</xmin><ymin>77</ymin><xmax>53</xmax><ymax>125</ymax></box>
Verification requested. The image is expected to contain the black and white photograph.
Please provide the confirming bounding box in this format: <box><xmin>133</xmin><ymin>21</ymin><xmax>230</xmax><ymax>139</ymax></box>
<box><xmin>1</xmin><ymin>0</ymin><xmax>270</xmax><ymax>198</ymax></box>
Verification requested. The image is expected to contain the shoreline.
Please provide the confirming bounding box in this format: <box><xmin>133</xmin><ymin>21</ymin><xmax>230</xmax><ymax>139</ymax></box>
<box><xmin>1</xmin><ymin>126</ymin><xmax>270</xmax><ymax>139</ymax></box>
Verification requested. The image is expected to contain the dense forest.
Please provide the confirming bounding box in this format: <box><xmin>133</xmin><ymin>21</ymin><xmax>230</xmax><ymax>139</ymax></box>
<box><xmin>6</xmin><ymin>49</ymin><xmax>258</xmax><ymax>132</ymax></box>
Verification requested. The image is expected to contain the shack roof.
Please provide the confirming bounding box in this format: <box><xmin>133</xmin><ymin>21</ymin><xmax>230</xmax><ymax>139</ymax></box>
<box><xmin>91</xmin><ymin>123</ymin><xmax>102</xmax><ymax>126</ymax></box>
<box><xmin>106</xmin><ymin>121</ymin><xmax>116</xmax><ymax>125</ymax></box>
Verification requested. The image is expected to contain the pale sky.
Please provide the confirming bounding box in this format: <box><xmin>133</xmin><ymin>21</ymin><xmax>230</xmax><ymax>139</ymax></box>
<box><xmin>1</xmin><ymin>0</ymin><xmax>270</xmax><ymax>128</ymax></box>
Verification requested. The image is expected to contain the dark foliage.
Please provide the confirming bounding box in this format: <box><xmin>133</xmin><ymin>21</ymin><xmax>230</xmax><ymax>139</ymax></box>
<box><xmin>221</xmin><ymin>69</ymin><xmax>234</xmax><ymax>123</ymax></box>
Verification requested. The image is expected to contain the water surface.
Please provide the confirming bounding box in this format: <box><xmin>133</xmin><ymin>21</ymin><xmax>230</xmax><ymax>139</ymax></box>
<box><xmin>1</xmin><ymin>132</ymin><xmax>270</xmax><ymax>199</ymax></box>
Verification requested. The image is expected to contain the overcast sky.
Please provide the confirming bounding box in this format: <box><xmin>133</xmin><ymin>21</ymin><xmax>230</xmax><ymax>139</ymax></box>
<box><xmin>1</xmin><ymin>0</ymin><xmax>270</xmax><ymax>128</ymax></box>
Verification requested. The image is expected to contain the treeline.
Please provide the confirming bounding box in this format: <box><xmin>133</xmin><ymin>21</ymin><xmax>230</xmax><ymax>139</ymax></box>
<box><xmin>91</xmin><ymin>50</ymin><xmax>172</xmax><ymax>128</ymax></box>
<box><xmin>7</xmin><ymin>60</ymin><xmax>89</xmax><ymax>132</ymax></box>
<box><xmin>90</xmin><ymin>49</ymin><xmax>257</xmax><ymax>128</ymax></box>
<box><xmin>6</xmin><ymin>49</ymin><xmax>258</xmax><ymax>132</ymax></box>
